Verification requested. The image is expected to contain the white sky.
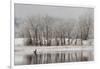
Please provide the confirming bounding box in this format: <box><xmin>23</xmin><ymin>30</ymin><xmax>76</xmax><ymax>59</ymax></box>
<box><xmin>14</xmin><ymin>3</ymin><xmax>94</xmax><ymax>21</ymax></box>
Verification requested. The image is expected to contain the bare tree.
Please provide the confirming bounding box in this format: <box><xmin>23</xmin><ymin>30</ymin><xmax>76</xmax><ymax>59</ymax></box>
<box><xmin>78</xmin><ymin>13</ymin><xmax>93</xmax><ymax>45</ymax></box>
<box><xmin>63</xmin><ymin>20</ymin><xmax>74</xmax><ymax>45</ymax></box>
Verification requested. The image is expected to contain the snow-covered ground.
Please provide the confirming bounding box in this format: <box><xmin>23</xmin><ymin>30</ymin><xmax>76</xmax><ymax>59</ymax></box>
<box><xmin>15</xmin><ymin>46</ymin><xmax>93</xmax><ymax>55</ymax></box>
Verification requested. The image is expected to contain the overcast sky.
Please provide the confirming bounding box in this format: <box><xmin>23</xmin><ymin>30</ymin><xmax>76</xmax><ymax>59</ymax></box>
<box><xmin>14</xmin><ymin>3</ymin><xmax>94</xmax><ymax>22</ymax></box>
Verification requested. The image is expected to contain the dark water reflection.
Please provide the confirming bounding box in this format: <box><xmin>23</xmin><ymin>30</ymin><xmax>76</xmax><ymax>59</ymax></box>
<box><xmin>15</xmin><ymin>51</ymin><xmax>93</xmax><ymax>65</ymax></box>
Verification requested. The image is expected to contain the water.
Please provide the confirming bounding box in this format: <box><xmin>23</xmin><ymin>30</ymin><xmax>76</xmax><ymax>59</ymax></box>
<box><xmin>14</xmin><ymin>50</ymin><xmax>93</xmax><ymax>65</ymax></box>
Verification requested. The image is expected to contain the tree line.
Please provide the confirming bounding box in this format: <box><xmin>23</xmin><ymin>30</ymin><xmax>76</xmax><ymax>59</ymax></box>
<box><xmin>15</xmin><ymin>13</ymin><xmax>93</xmax><ymax>46</ymax></box>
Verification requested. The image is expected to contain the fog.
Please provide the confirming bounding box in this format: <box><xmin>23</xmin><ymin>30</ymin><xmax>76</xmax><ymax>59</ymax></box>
<box><xmin>14</xmin><ymin>3</ymin><xmax>93</xmax><ymax>21</ymax></box>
